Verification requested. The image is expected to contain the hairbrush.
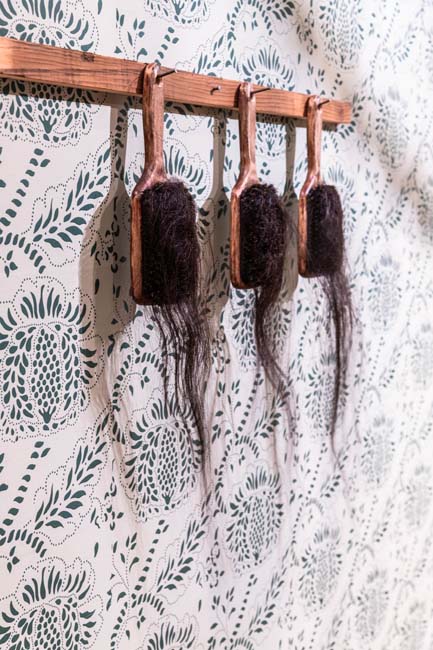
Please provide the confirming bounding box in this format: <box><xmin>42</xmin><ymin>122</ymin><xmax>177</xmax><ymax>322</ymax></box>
<box><xmin>130</xmin><ymin>62</ymin><xmax>209</xmax><ymax>440</ymax></box>
<box><xmin>298</xmin><ymin>95</ymin><xmax>344</xmax><ymax>277</ymax></box>
<box><xmin>230</xmin><ymin>81</ymin><xmax>288</xmax><ymax>383</ymax></box>
<box><xmin>298</xmin><ymin>94</ymin><xmax>352</xmax><ymax>433</ymax></box>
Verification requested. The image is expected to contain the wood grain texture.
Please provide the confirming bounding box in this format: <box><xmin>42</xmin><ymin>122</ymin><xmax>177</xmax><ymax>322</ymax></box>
<box><xmin>130</xmin><ymin>62</ymin><xmax>166</xmax><ymax>305</ymax></box>
<box><xmin>298</xmin><ymin>95</ymin><xmax>323</xmax><ymax>277</ymax></box>
<box><xmin>230</xmin><ymin>82</ymin><xmax>259</xmax><ymax>289</ymax></box>
<box><xmin>0</xmin><ymin>36</ymin><xmax>352</xmax><ymax>123</ymax></box>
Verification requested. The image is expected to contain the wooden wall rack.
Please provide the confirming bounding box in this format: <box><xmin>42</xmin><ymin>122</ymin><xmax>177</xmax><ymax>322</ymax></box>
<box><xmin>0</xmin><ymin>37</ymin><xmax>351</xmax><ymax>125</ymax></box>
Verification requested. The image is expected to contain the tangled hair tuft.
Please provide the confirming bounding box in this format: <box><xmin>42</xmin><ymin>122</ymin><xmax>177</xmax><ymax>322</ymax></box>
<box><xmin>239</xmin><ymin>183</ymin><xmax>289</xmax><ymax>385</ymax></box>
<box><xmin>140</xmin><ymin>179</ymin><xmax>210</xmax><ymax>442</ymax></box>
<box><xmin>306</xmin><ymin>183</ymin><xmax>353</xmax><ymax>432</ymax></box>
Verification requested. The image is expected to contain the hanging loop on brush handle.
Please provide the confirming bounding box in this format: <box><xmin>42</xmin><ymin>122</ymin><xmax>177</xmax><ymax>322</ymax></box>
<box><xmin>306</xmin><ymin>95</ymin><xmax>324</xmax><ymax>183</ymax></box>
<box><xmin>237</xmin><ymin>82</ymin><xmax>259</xmax><ymax>185</ymax></box>
<box><xmin>156</xmin><ymin>68</ymin><xmax>176</xmax><ymax>80</ymax></box>
<box><xmin>251</xmin><ymin>86</ymin><xmax>271</xmax><ymax>96</ymax></box>
<box><xmin>142</xmin><ymin>62</ymin><xmax>166</xmax><ymax>180</ymax></box>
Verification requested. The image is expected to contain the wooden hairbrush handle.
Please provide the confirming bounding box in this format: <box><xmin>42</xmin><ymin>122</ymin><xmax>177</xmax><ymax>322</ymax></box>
<box><xmin>237</xmin><ymin>83</ymin><xmax>259</xmax><ymax>184</ymax></box>
<box><xmin>139</xmin><ymin>62</ymin><xmax>166</xmax><ymax>185</ymax></box>
<box><xmin>298</xmin><ymin>95</ymin><xmax>324</xmax><ymax>277</ymax></box>
<box><xmin>306</xmin><ymin>96</ymin><xmax>323</xmax><ymax>183</ymax></box>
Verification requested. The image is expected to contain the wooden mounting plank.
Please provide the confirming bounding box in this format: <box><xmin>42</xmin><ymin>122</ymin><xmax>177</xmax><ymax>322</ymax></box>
<box><xmin>0</xmin><ymin>36</ymin><xmax>352</xmax><ymax>124</ymax></box>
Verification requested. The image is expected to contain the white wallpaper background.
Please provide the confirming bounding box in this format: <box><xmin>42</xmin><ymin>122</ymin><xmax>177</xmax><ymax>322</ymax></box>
<box><xmin>1</xmin><ymin>1</ymin><xmax>433</xmax><ymax>648</ymax></box>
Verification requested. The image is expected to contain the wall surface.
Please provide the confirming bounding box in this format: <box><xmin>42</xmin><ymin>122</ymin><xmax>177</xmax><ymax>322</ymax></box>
<box><xmin>1</xmin><ymin>1</ymin><xmax>433</xmax><ymax>648</ymax></box>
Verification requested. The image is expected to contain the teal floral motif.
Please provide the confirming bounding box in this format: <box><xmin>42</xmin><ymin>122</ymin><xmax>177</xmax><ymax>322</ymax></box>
<box><xmin>403</xmin><ymin>465</ymin><xmax>432</xmax><ymax>530</ymax></box>
<box><xmin>143</xmin><ymin>0</ymin><xmax>216</xmax><ymax>26</ymax></box>
<box><xmin>108</xmin><ymin>504</ymin><xmax>209</xmax><ymax>648</ymax></box>
<box><xmin>114</xmin><ymin>10</ymin><xmax>148</xmax><ymax>60</ymax></box>
<box><xmin>299</xmin><ymin>527</ymin><xmax>342</xmax><ymax>610</ymax></box>
<box><xmin>226</xmin><ymin>0</ymin><xmax>296</xmax><ymax>91</ymax></box>
<box><xmin>207</xmin><ymin>565</ymin><xmax>286</xmax><ymax>649</ymax></box>
<box><xmin>326</xmin><ymin>164</ymin><xmax>358</xmax><ymax>234</ymax></box>
<box><xmin>31</xmin><ymin>414</ymin><xmax>109</xmax><ymax>541</ymax></box>
<box><xmin>0</xmin><ymin>439</ymin><xmax>52</xmax><ymax>573</ymax></box>
<box><xmin>360</xmin><ymin>416</ymin><xmax>395</xmax><ymax>487</ymax></box>
<box><xmin>0</xmin><ymin>0</ymin><xmax>100</xmax><ymax>144</ymax></box>
<box><xmin>415</xmin><ymin>172</ymin><xmax>433</xmax><ymax>243</ymax></box>
<box><xmin>376</xmin><ymin>88</ymin><xmax>410</xmax><ymax>169</ymax></box>
<box><xmin>179</xmin><ymin>26</ymin><xmax>226</xmax><ymax>77</ymax></box>
<box><xmin>164</xmin><ymin>140</ymin><xmax>211</xmax><ymax>201</ymax></box>
<box><xmin>393</xmin><ymin>600</ymin><xmax>428</xmax><ymax>650</ymax></box>
<box><xmin>120</xmin><ymin>394</ymin><xmax>201</xmax><ymax>519</ymax></box>
<box><xmin>0</xmin><ymin>144</ymin><xmax>111</xmax><ymax>277</ymax></box>
<box><xmin>227</xmin><ymin>0</ymin><xmax>296</xmax><ymax>68</ymax></box>
<box><xmin>296</xmin><ymin>6</ymin><xmax>317</xmax><ymax>56</ymax></box>
<box><xmin>0</xmin><ymin>278</ymin><xmax>103</xmax><ymax>439</ymax></box>
<box><xmin>410</xmin><ymin>323</ymin><xmax>433</xmax><ymax>389</ymax></box>
<box><xmin>205</xmin><ymin>530</ymin><xmax>224</xmax><ymax>588</ymax></box>
<box><xmin>240</xmin><ymin>40</ymin><xmax>295</xmax><ymax>158</ymax></box>
<box><xmin>229</xmin><ymin>289</ymin><xmax>291</xmax><ymax>371</ymax></box>
<box><xmin>318</xmin><ymin>0</ymin><xmax>365</xmax><ymax>70</ymax></box>
<box><xmin>367</xmin><ymin>255</ymin><xmax>402</xmax><ymax>329</ymax></box>
<box><xmin>0</xmin><ymin>80</ymin><xmax>103</xmax><ymax>145</ymax></box>
<box><xmin>257</xmin><ymin>116</ymin><xmax>295</xmax><ymax>160</ymax></box>
<box><xmin>0</xmin><ymin>414</ymin><xmax>110</xmax><ymax>573</ymax></box>
<box><xmin>240</xmin><ymin>40</ymin><xmax>295</xmax><ymax>90</ymax></box>
<box><xmin>354</xmin><ymin>569</ymin><xmax>389</xmax><ymax>641</ymax></box>
<box><xmin>304</xmin><ymin>351</ymin><xmax>339</xmax><ymax>435</ymax></box>
<box><xmin>138</xmin><ymin>615</ymin><xmax>198</xmax><ymax>650</ymax></box>
<box><xmin>229</xmin><ymin>290</ymin><xmax>257</xmax><ymax>370</ymax></box>
<box><xmin>0</xmin><ymin>0</ymin><xmax>97</xmax><ymax>47</ymax></box>
<box><xmin>225</xmin><ymin>464</ymin><xmax>282</xmax><ymax>572</ymax></box>
<box><xmin>0</xmin><ymin>558</ymin><xmax>103</xmax><ymax>649</ymax></box>
<box><xmin>127</xmin><ymin>139</ymin><xmax>210</xmax><ymax>204</ymax></box>
<box><xmin>0</xmin><ymin>148</ymin><xmax>51</xmax><ymax>277</ymax></box>
<box><xmin>210</xmin><ymin>321</ymin><xmax>231</xmax><ymax>376</ymax></box>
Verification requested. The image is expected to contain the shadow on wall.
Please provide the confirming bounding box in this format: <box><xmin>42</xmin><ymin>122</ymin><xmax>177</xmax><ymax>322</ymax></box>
<box><xmin>76</xmin><ymin>94</ymin><xmax>299</xmax><ymax>408</ymax></box>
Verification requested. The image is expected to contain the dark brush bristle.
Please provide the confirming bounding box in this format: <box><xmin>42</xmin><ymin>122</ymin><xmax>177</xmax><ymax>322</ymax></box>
<box><xmin>141</xmin><ymin>179</ymin><xmax>198</xmax><ymax>304</ymax></box>
<box><xmin>140</xmin><ymin>179</ymin><xmax>210</xmax><ymax>443</ymax></box>
<box><xmin>306</xmin><ymin>183</ymin><xmax>352</xmax><ymax>433</ymax></box>
<box><xmin>306</xmin><ymin>184</ymin><xmax>343</xmax><ymax>276</ymax></box>
<box><xmin>239</xmin><ymin>183</ymin><xmax>288</xmax><ymax>385</ymax></box>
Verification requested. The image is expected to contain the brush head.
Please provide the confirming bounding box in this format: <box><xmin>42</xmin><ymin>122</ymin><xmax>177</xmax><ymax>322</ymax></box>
<box><xmin>306</xmin><ymin>183</ymin><xmax>343</xmax><ymax>276</ymax></box>
<box><xmin>140</xmin><ymin>178</ymin><xmax>199</xmax><ymax>305</ymax></box>
<box><xmin>239</xmin><ymin>183</ymin><xmax>287</xmax><ymax>288</ymax></box>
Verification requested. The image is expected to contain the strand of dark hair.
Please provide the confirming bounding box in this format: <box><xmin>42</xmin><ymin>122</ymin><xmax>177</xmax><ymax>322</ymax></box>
<box><xmin>321</xmin><ymin>269</ymin><xmax>353</xmax><ymax>435</ymax></box>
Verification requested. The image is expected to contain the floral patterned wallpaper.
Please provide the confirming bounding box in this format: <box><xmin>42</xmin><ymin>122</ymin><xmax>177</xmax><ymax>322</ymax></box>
<box><xmin>1</xmin><ymin>0</ymin><xmax>433</xmax><ymax>648</ymax></box>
